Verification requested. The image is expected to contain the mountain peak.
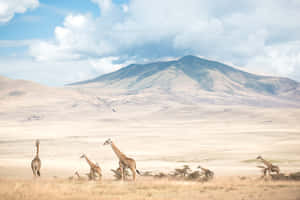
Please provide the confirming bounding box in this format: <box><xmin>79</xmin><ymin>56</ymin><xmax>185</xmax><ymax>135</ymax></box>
<box><xmin>69</xmin><ymin>55</ymin><xmax>299</xmax><ymax>99</ymax></box>
<box><xmin>179</xmin><ymin>55</ymin><xmax>199</xmax><ymax>61</ymax></box>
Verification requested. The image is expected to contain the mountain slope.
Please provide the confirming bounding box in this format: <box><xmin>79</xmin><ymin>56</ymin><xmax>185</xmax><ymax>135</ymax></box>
<box><xmin>0</xmin><ymin>75</ymin><xmax>101</xmax><ymax>121</ymax></box>
<box><xmin>70</xmin><ymin>56</ymin><xmax>300</xmax><ymax>98</ymax></box>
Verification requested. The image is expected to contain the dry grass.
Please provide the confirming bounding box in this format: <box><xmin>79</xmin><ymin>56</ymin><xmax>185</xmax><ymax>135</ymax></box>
<box><xmin>1</xmin><ymin>177</ymin><xmax>300</xmax><ymax>200</ymax></box>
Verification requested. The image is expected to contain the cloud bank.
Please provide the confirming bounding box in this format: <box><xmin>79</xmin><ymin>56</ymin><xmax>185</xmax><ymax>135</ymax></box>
<box><xmin>2</xmin><ymin>0</ymin><xmax>300</xmax><ymax>85</ymax></box>
<box><xmin>0</xmin><ymin>0</ymin><xmax>39</xmax><ymax>23</ymax></box>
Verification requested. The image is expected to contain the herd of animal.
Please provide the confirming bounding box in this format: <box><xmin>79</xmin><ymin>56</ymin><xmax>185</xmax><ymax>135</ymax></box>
<box><xmin>31</xmin><ymin>138</ymin><xmax>281</xmax><ymax>181</ymax></box>
<box><xmin>31</xmin><ymin>138</ymin><xmax>140</xmax><ymax>181</ymax></box>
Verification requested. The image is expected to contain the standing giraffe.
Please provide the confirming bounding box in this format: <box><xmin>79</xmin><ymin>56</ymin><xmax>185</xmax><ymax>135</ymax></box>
<box><xmin>256</xmin><ymin>155</ymin><xmax>280</xmax><ymax>176</ymax></box>
<box><xmin>31</xmin><ymin>139</ymin><xmax>41</xmax><ymax>177</ymax></box>
<box><xmin>80</xmin><ymin>154</ymin><xmax>102</xmax><ymax>180</ymax></box>
<box><xmin>103</xmin><ymin>138</ymin><xmax>140</xmax><ymax>181</ymax></box>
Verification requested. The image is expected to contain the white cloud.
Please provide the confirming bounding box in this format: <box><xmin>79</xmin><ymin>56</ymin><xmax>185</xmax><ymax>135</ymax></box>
<box><xmin>0</xmin><ymin>57</ymin><xmax>126</xmax><ymax>85</ymax></box>
<box><xmin>91</xmin><ymin>0</ymin><xmax>113</xmax><ymax>15</ymax></box>
<box><xmin>28</xmin><ymin>14</ymin><xmax>112</xmax><ymax>61</ymax></box>
<box><xmin>0</xmin><ymin>0</ymin><xmax>39</xmax><ymax>23</ymax></box>
<box><xmin>29</xmin><ymin>40</ymin><xmax>82</xmax><ymax>61</ymax></box>
<box><xmin>23</xmin><ymin>0</ymin><xmax>300</xmax><ymax>83</ymax></box>
<box><xmin>121</xmin><ymin>4</ymin><xmax>128</xmax><ymax>13</ymax></box>
<box><xmin>89</xmin><ymin>57</ymin><xmax>125</xmax><ymax>74</ymax></box>
<box><xmin>246</xmin><ymin>41</ymin><xmax>300</xmax><ymax>79</ymax></box>
<box><xmin>0</xmin><ymin>39</ymin><xmax>37</xmax><ymax>47</ymax></box>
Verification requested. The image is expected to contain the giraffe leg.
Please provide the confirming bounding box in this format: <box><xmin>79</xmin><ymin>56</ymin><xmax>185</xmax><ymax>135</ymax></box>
<box><xmin>88</xmin><ymin>169</ymin><xmax>92</xmax><ymax>180</ymax></box>
<box><xmin>130</xmin><ymin>167</ymin><xmax>136</xmax><ymax>181</ymax></box>
<box><xmin>263</xmin><ymin>168</ymin><xmax>267</xmax><ymax>177</ymax></box>
<box><xmin>93</xmin><ymin>169</ymin><xmax>98</xmax><ymax>180</ymax></box>
<box><xmin>123</xmin><ymin>166</ymin><xmax>127</xmax><ymax>181</ymax></box>
<box><xmin>31</xmin><ymin>163</ymin><xmax>36</xmax><ymax>177</ymax></box>
<box><xmin>33</xmin><ymin>166</ymin><xmax>38</xmax><ymax>177</ymax></box>
<box><xmin>120</xmin><ymin>167</ymin><xmax>125</xmax><ymax>181</ymax></box>
<box><xmin>119</xmin><ymin>162</ymin><xmax>124</xmax><ymax>181</ymax></box>
<box><xmin>97</xmin><ymin>168</ymin><xmax>102</xmax><ymax>180</ymax></box>
<box><xmin>90</xmin><ymin>168</ymin><xmax>96</xmax><ymax>180</ymax></box>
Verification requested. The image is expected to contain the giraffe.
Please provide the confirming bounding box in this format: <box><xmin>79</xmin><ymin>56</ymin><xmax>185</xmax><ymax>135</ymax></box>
<box><xmin>256</xmin><ymin>155</ymin><xmax>280</xmax><ymax>176</ymax></box>
<box><xmin>197</xmin><ymin>165</ymin><xmax>214</xmax><ymax>179</ymax></box>
<box><xmin>31</xmin><ymin>139</ymin><xmax>41</xmax><ymax>177</ymax></box>
<box><xmin>103</xmin><ymin>138</ymin><xmax>140</xmax><ymax>181</ymax></box>
<box><xmin>80</xmin><ymin>154</ymin><xmax>102</xmax><ymax>180</ymax></box>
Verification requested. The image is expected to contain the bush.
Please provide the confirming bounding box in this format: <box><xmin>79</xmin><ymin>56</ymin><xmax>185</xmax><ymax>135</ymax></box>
<box><xmin>187</xmin><ymin>171</ymin><xmax>201</xmax><ymax>180</ymax></box>
<box><xmin>111</xmin><ymin>167</ymin><xmax>131</xmax><ymax>180</ymax></box>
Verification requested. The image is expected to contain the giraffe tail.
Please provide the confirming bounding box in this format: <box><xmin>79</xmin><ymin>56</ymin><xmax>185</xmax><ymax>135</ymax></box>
<box><xmin>136</xmin><ymin>169</ymin><xmax>141</xmax><ymax>175</ymax></box>
<box><xmin>37</xmin><ymin>170</ymin><xmax>41</xmax><ymax>176</ymax></box>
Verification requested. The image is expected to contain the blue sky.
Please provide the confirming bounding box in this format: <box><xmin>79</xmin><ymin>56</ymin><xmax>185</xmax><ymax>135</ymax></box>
<box><xmin>0</xmin><ymin>0</ymin><xmax>300</xmax><ymax>86</ymax></box>
<box><xmin>0</xmin><ymin>1</ymin><xmax>100</xmax><ymax>39</ymax></box>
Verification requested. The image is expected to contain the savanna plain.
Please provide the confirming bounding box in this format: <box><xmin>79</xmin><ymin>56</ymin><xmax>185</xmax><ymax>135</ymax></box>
<box><xmin>0</xmin><ymin>75</ymin><xmax>300</xmax><ymax>199</ymax></box>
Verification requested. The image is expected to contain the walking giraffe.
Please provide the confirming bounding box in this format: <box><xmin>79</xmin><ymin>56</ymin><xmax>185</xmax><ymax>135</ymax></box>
<box><xmin>31</xmin><ymin>139</ymin><xmax>41</xmax><ymax>177</ymax></box>
<box><xmin>103</xmin><ymin>138</ymin><xmax>140</xmax><ymax>181</ymax></box>
<box><xmin>80</xmin><ymin>154</ymin><xmax>102</xmax><ymax>180</ymax></box>
<box><xmin>256</xmin><ymin>155</ymin><xmax>280</xmax><ymax>176</ymax></box>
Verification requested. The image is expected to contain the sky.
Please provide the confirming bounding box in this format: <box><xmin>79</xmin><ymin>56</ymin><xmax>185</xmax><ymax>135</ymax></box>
<box><xmin>0</xmin><ymin>0</ymin><xmax>300</xmax><ymax>86</ymax></box>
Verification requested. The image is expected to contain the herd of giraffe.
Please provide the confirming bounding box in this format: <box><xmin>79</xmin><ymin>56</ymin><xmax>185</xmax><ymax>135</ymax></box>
<box><xmin>31</xmin><ymin>138</ymin><xmax>140</xmax><ymax>181</ymax></box>
<box><xmin>31</xmin><ymin>139</ymin><xmax>280</xmax><ymax>180</ymax></box>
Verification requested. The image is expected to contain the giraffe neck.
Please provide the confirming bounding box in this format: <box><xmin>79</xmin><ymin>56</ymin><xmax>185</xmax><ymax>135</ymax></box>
<box><xmin>36</xmin><ymin>143</ymin><xmax>39</xmax><ymax>157</ymax></box>
<box><xmin>84</xmin><ymin>155</ymin><xmax>95</xmax><ymax>168</ymax></box>
<box><xmin>260</xmin><ymin>158</ymin><xmax>271</xmax><ymax>167</ymax></box>
<box><xmin>110</xmin><ymin>142</ymin><xmax>126</xmax><ymax>161</ymax></box>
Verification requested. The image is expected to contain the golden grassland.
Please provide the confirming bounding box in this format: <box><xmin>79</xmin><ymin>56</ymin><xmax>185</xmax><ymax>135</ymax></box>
<box><xmin>1</xmin><ymin>177</ymin><xmax>300</xmax><ymax>200</ymax></box>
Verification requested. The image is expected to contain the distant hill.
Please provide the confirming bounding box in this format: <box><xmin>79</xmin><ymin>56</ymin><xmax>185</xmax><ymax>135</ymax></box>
<box><xmin>1</xmin><ymin>54</ymin><xmax>300</xmax><ymax>123</ymax></box>
<box><xmin>69</xmin><ymin>56</ymin><xmax>300</xmax><ymax>100</ymax></box>
<box><xmin>0</xmin><ymin>75</ymin><xmax>44</xmax><ymax>97</ymax></box>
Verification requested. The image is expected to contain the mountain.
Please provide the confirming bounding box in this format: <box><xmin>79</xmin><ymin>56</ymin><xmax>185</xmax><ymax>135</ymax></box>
<box><xmin>70</xmin><ymin>56</ymin><xmax>300</xmax><ymax>100</ymax></box>
<box><xmin>1</xmin><ymin>54</ymin><xmax>300</xmax><ymax>123</ymax></box>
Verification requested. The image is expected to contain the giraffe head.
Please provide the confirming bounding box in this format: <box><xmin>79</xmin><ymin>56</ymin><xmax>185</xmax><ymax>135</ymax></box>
<box><xmin>80</xmin><ymin>154</ymin><xmax>86</xmax><ymax>159</ymax></box>
<box><xmin>256</xmin><ymin>155</ymin><xmax>263</xmax><ymax>160</ymax></box>
<box><xmin>103</xmin><ymin>138</ymin><xmax>112</xmax><ymax>146</ymax></box>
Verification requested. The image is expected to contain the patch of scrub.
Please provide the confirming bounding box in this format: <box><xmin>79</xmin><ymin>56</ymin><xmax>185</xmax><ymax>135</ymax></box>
<box><xmin>8</xmin><ymin>90</ymin><xmax>25</xmax><ymax>96</ymax></box>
